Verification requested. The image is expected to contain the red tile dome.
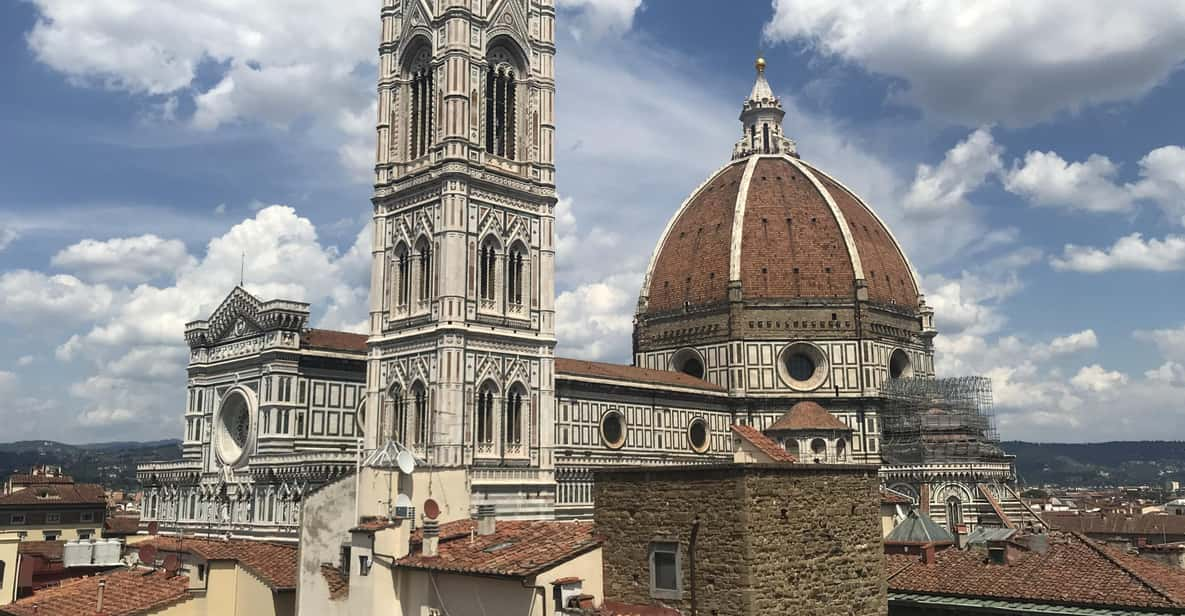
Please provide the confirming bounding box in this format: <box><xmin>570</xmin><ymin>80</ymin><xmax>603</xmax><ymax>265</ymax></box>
<box><xmin>639</xmin><ymin>155</ymin><xmax>920</xmax><ymax>315</ymax></box>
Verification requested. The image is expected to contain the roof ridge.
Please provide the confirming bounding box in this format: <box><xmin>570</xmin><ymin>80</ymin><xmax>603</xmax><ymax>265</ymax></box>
<box><xmin>1072</xmin><ymin>532</ymin><xmax>1182</xmax><ymax>605</ymax></box>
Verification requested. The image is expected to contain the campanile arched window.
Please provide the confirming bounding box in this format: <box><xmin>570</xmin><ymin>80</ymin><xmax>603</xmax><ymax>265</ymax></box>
<box><xmin>394</xmin><ymin>243</ymin><xmax>411</xmax><ymax>308</ymax></box>
<box><xmin>416</xmin><ymin>238</ymin><xmax>433</xmax><ymax>303</ymax></box>
<box><xmin>412</xmin><ymin>383</ymin><xmax>428</xmax><ymax>446</ymax></box>
<box><xmin>479</xmin><ymin>237</ymin><xmax>500</xmax><ymax>302</ymax></box>
<box><xmin>405</xmin><ymin>44</ymin><xmax>434</xmax><ymax>160</ymax></box>
<box><xmin>504</xmin><ymin>385</ymin><xmax>524</xmax><ymax>446</ymax></box>
<box><xmin>485</xmin><ymin>43</ymin><xmax>522</xmax><ymax>160</ymax></box>
<box><xmin>476</xmin><ymin>382</ymin><xmax>496</xmax><ymax>446</ymax></box>
<box><xmin>506</xmin><ymin>243</ymin><xmax>526</xmax><ymax>306</ymax></box>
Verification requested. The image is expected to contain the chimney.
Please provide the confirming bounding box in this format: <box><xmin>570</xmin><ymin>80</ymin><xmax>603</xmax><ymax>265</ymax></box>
<box><xmin>97</xmin><ymin>579</ymin><xmax>106</xmax><ymax>613</ymax></box>
<box><xmin>422</xmin><ymin>519</ymin><xmax>440</xmax><ymax>558</ymax></box>
<box><xmin>476</xmin><ymin>504</ymin><xmax>497</xmax><ymax>536</ymax></box>
<box><xmin>921</xmin><ymin>543</ymin><xmax>937</xmax><ymax>565</ymax></box>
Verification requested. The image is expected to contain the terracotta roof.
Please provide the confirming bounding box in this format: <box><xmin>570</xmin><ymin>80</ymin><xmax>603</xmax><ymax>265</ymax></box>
<box><xmin>18</xmin><ymin>540</ymin><xmax>65</xmax><ymax>561</ymax></box>
<box><xmin>731</xmin><ymin>424</ymin><xmax>797</xmax><ymax>462</ymax></box>
<box><xmin>642</xmin><ymin>156</ymin><xmax>919</xmax><ymax>315</ymax></box>
<box><xmin>301</xmin><ymin>328</ymin><xmax>368</xmax><ymax>353</ymax></box>
<box><xmin>320</xmin><ymin>564</ymin><xmax>349</xmax><ymax>601</ymax></box>
<box><xmin>766</xmin><ymin>402</ymin><xmax>851</xmax><ymax>432</ymax></box>
<box><xmin>0</xmin><ymin>483</ymin><xmax>106</xmax><ymax>507</ymax></box>
<box><xmin>397</xmin><ymin>519</ymin><xmax>600</xmax><ymax>578</ymax></box>
<box><xmin>556</xmin><ymin>357</ymin><xmax>725</xmax><ymax>393</ymax></box>
<box><xmin>0</xmin><ymin>569</ymin><xmax>190</xmax><ymax>616</ymax></box>
<box><xmin>350</xmin><ymin>516</ymin><xmax>395</xmax><ymax>533</ymax></box>
<box><xmin>881</xmin><ymin>487</ymin><xmax>913</xmax><ymax>505</ymax></box>
<box><xmin>134</xmin><ymin>537</ymin><xmax>297</xmax><ymax>590</ymax></box>
<box><xmin>7</xmin><ymin>474</ymin><xmax>74</xmax><ymax>486</ymax></box>
<box><xmin>104</xmin><ymin>515</ymin><xmax>141</xmax><ymax>535</ymax></box>
<box><xmin>1045</xmin><ymin>511</ymin><xmax>1185</xmax><ymax>536</ymax></box>
<box><xmin>886</xmin><ymin>532</ymin><xmax>1185</xmax><ymax>610</ymax></box>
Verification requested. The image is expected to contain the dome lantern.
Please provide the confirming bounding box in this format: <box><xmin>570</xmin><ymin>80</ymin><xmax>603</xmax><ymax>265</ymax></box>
<box><xmin>733</xmin><ymin>56</ymin><xmax>797</xmax><ymax>160</ymax></box>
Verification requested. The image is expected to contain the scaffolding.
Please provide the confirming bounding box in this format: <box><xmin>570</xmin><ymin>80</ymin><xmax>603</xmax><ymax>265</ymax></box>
<box><xmin>879</xmin><ymin>376</ymin><xmax>1006</xmax><ymax>465</ymax></box>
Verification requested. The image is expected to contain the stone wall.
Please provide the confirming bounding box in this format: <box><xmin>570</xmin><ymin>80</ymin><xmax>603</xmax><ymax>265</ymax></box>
<box><xmin>594</xmin><ymin>464</ymin><xmax>886</xmax><ymax>616</ymax></box>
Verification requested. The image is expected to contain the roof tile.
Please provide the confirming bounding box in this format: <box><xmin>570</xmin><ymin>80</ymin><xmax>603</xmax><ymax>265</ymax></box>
<box><xmin>134</xmin><ymin>537</ymin><xmax>297</xmax><ymax>590</ymax></box>
<box><xmin>398</xmin><ymin>520</ymin><xmax>599</xmax><ymax>578</ymax></box>
<box><xmin>0</xmin><ymin>569</ymin><xmax>189</xmax><ymax>616</ymax></box>
<box><xmin>731</xmin><ymin>424</ymin><xmax>797</xmax><ymax>463</ymax></box>
<box><xmin>556</xmin><ymin>358</ymin><xmax>724</xmax><ymax>393</ymax></box>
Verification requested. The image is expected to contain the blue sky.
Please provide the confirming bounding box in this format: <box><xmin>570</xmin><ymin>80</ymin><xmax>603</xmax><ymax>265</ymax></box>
<box><xmin>2</xmin><ymin>0</ymin><xmax>1185</xmax><ymax>443</ymax></box>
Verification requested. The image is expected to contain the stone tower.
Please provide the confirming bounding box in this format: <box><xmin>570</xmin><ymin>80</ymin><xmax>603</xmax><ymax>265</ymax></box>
<box><xmin>365</xmin><ymin>0</ymin><xmax>558</xmax><ymax>518</ymax></box>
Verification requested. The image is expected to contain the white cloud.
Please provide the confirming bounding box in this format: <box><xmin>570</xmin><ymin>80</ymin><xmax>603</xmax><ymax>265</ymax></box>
<box><xmin>1070</xmin><ymin>364</ymin><xmax>1129</xmax><ymax>393</ymax></box>
<box><xmin>1051</xmin><ymin>233</ymin><xmax>1185</xmax><ymax>272</ymax></box>
<box><xmin>904</xmin><ymin>127</ymin><xmax>1002</xmax><ymax>214</ymax></box>
<box><xmin>556</xmin><ymin>0</ymin><xmax>643</xmax><ymax>38</ymax></box>
<box><xmin>1130</xmin><ymin>145</ymin><xmax>1185</xmax><ymax>224</ymax></box>
<box><xmin>17</xmin><ymin>355</ymin><xmax>35</xmax><ymax>367</ymax></box>
<box><xmin>51</xmin><ymin>234</ymin><xmax>194</xmax><ymax>283</ymax></box>
<box><xmin>1040</xmin><ymin>330</ymin><xmax>1098</xmax><ymax>358</ymax></box>
<box><xmin>0</xmin><ymin>370</ymin><xmax>16</xmax><ymax>394</ymax></box>
<box><xmin>0</xmin><ymin>270</ymin><xmax>117</xmax><ymax>325</ymax></box>
<box><xmin>1146</xmin><ymin>361</ymin><xmax>1185</xmax><ymax>387</ymax></box>
<box><xmin>0</xmin><ymin>226</ymin><xmax>17</xmax><ymax>252</ymax></box>
<box><xmin>763</xmin><ymin>1</ymin><xmax>1185</xmax><ymax>125</ymax></box>
<box><xmin>1004</xmin><ymin>151</ymin><xmax>1135</xmax><ymax>213</ymax></box>
<box><xmin>1134</xmin><ymin>324</ymin><xmax>1185</xmax><ymax>363</ymax></box>
<box><xmin>555</xmin><ymin>272</ymin><xmax>641</xmax><ymax>361</ymax></box>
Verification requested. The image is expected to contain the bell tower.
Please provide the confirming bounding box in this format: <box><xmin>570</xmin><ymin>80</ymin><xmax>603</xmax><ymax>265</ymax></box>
<box><xmin>365</xmin><ymin>0</ymin><xmax>558</xmax><ymax>518</ymax></box>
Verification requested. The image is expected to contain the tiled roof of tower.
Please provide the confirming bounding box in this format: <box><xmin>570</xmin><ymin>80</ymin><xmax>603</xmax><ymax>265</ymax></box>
<box><xmin>641</xmin><ymin>156</ymin><xmax>920</xmax><ymax>315</ymax></box>
<box><xmin>731</xmin><ymin>424</ymin><xmax>797</xmax><ymax>462</ymax></box>
<box><xmin>886</xmin><ymin>532</ymin><xmax>1185</xmax><ymax>610</ymax></box>
<box><xmin>0</xmin><ymin>483</ymin><xmax>105</xmax><ymax>506</ymax></box>
<box><xmin>398</xmin><ymin>519</ymin><xmax>600</xmax><ymax>578</ymax></box>
<box><xmin>133</xmin><ymin>537</ymin><xmax>297</xmax><ymax>590</ymax></box>
<box><xmin>556</xmin><ymin>358</ymin><xmax>725</xmax><ymax>393</ymax></box>
<box><xmin>0</xmin><ymin>569</ymin><xmax>190</xmax><ymax>616</ymax></box>
<box><xmin>767</xmin><ymin>401</ymin><xmax>852</xmax><ymax>432</ymax></box>
<box><xmin>301</xmin><ymin>328</ymin><xmax>368</xmax><ymax>353</ymax></box>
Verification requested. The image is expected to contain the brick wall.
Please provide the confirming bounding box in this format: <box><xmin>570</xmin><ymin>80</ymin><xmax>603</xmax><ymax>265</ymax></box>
<box><xmin>595</xmin><ymin>464</ymin><xmax>886</xmax><ymax>616</ymax></box>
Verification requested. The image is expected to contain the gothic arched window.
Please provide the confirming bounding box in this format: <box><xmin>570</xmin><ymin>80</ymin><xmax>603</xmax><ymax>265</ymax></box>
<box><xmin>413</xmin><ymin>383</ymin><xmax>428</xmax><ymax>446</ymax></box>
<box><xmin>476</xmin><ymin>382</ymin><xmax>496</xmax><ymax>445</ymax></box>
<box><xmin>394</xmin><ymin>243</ymin><xmax>411</xmax><ymax>308</ymax></box>
<box><xmin>416</xmin><ymin>238</ymin><xmax>433</xmax><ymax>302</ymax></box>
<box><xmin>946</xmin><ymin>495</ymin><xmax>963</xmax><ymax>533</ymax></box>
<box><xmin>479</xmin><ymin>238</ymin><xmax>499</xmax><ymax>302</ymax></box>
<box><xmin>504</xmin><ymin>386</ymin><xmax>524</xmax><ymax>446</ymax></box>
<box><xmin>506</xmin><ymin>244</ymin><xmax>526</xmax><ymax>306</ymax></box>
<box><xmin>485</xmin><ymin>45</ymin><xmax>520</xmax><ymax>160</ymax></box>
<box><xmin>407</xmin><ymin>46</ymin><xmax>434</xmax><ymax>160</ymax></box>
<box><xmin>389</xmin><ymin>385</ymin><xmax>406</xmax><ymax>442</ymax></box>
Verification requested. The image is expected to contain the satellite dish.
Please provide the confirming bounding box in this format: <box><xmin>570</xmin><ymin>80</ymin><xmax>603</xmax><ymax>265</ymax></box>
<box><xmin>163</xmin><ymin>554</ymin><xmax>181</xmax><ymax>575</ymax></box>
<box><xmin>397</xmin><ymin>449</ymin><xmax>417</xmax><ymax>474</ymax></box>
<box><xmin>139</xmin><ymin>545</ymin><xmax>158</xmax><ymax>565</ymax></box>
<box><xmin>423</xmin><ymin>498</ymin><xmax>441</xmax><ymax>520</ymax></box>
<box><xmin>147</xmin><ymin>521</ymin><xmax>159</xmax><ymax>535</ymax></box>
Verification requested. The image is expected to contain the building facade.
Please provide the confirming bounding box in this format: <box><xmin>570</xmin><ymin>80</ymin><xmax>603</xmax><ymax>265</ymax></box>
<box><xmin>0</xmin><ymin>473</ymin><xmax>106</xmax><ymax>543</ymax></box>
<box><xmin>137</xmin><ymin>289</ymin><xmax>365</xmax><ymax>540</ymax></box>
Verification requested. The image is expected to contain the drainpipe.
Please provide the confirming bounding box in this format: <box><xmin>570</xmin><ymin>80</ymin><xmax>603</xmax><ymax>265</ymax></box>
<box><xmin>689</xmin><ymin>518</ymin><xmax>700</xmax><ymax>616</ymax></box>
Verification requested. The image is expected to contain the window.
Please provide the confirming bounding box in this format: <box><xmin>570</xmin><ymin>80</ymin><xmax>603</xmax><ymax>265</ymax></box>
<box><xmin>506</xmin><ymin>247</ymin><xmax>525</xmax><ymax>305</ymax></box>
<box><xmin>484</xmin><ymin>54</ymin><xmax>517</xmax><ymax>159</ymax></box>
<box><xmin>836</xmin><ymin>438</ymin><xmax>847</xmax><ymax>460</ymax></box>
<box><xmin>416</xmin><ymin>238</ymin><xmax>433</xmax><ymax>302</ymax></box>
<box><xmin>600</xmin><ymin>411</ymin><xmax>626</xmax><ymax>449</ymax></box>
<box><xmin>504</xmin><ymin>387</ymin><xmax>523</xmax><ymax>446</ymax></box>
<box><xmin>946</xmin><ymin>496</ymin><xmax>963</xmax><ymax>533</ymax></box>
<box><xmin>9</xmin><ymin>514</ymin><xmax>25</xmax><ymax>525</ymax></box>
<box><xmin>394</xmin><ymin>244</ymin><xmax>411</xmax><ymax>307</ymax></box>
<box><xmin>649</xmin><ymin>542</ymin><xmax>681</xmax><ymax>600</ymax></box>
<box><xmin>787</xmin><ymin>353</ymin><xmax>814</xmax><ymax>381</ymax></box>
<box><xmin>671</xmin><ymin>348</ymin><xmax>705</xmax><ymax>379</ymax></box>
<box><xmin>407</xmin><ymin>49</ymin><xmax>434</xmax><ymax>159</ymax></box>
<box><xmin>889</xmin><ymin>349</ymin><xmax>913</xmax><ymax>379</ymax></box>
<box><xmin>479</xmin><ymin>239</ymin><xmax>498</xmax><ymax>301</ymax></box>
<box><xmin>43</xmin><ymin>531</ymin><xmax>60</xmax><ymax>541</ymax></box>
<box><xmin>81</xmin><ymin>512</ymin><xmax>95</xmax><ymax>523</ymax></box>
<box><xmin>389</xmin><ymin>385</ymin><xmax>406</xmax><ymax>442</ymax></box>
<box><xmin>687</xmin><ymin>418</ymin><xmax>709</xmax><ymax>453</ymax></box>
<box><xmin>197</xmin><ymin>564</ymin><xmax>206</xmax><ymax>581</ymax></box>
<box><xmin>46</xmin><ymin>513</ymin><xmax>61</xmax><ymax>524</ymax></box>
<box><xmin>810</xmin><ymin>438</ymin><xmax>827</xmax><ymax>463</ymax></box>
<box><xmin>778</xmin><ymin>342</ymin><xmax>828</xmax><ymax>391</ymax></box>
<box><xmin>414</xmin><ymin>384</ymin><xmax>429</xmax><ymax>445</ymax></box>
<box><xmin>476</xmin><ymin>383</ymin><xmax>495</xmax><ymax>446</ymax></box>
<box><xmin>783</xmin><ymin>439</ymin><xmax>800</xmax><ymax>457</ymax></box>
<box><xmin>78</xmin><ymin>531</ymin><xmax>92</xmax><ymax>540</ymax></box>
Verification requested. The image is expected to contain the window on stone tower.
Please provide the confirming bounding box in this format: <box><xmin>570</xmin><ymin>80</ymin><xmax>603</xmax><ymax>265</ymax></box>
<box><xmin>413</xmin><ymin>383</ymin><xmax>429</xmax><ymax>446</ymax></box>
<box><xmin>395</xmin><ymin>244</ymin><xmax>411</xmax><ymax>308</ymax></box>
<box><xmin>416</xmin><ymin>239</ymin><xmax>433</xmax><ymax>303</ymax></box>
<box><xmin>479</xmin><ymin>238</ymin><xmax>499</xmax><ymax>302</ymax></box>
<box><xmin>485</xmin><ymin>45</ymin><xmax>519</xmax><ymax>160</ymax></box>
<box><xmin>389</xmin><ymin>385</ymin><xmax>406</xmax><ymax>443</ymax></box>
<box><xmin>946</xmin><ymin>495</ymin><xmax>963</xmax><ymax>533</ymax></box>
<box><xmin>506</xmin><ymin>245</ymin><xmax>525</xmax><ymax>306</ymax></box>
<box><xmin>476</xmin><ymin>383</ymin><xmax>496</xmax><ymax>446</ymax></box>
<box><xmin>407</xmin><ymin>46</ymin><xmax>434</xmax><ymax>160</ymax></box>
<box><xmin>504</xmin><ymin>386</ymin><xmax>524</xmax><ymax>446</ymax></box>
<box><xmin>762</xmin><ymin>123</ymin><xmax>770</xmax><ymax>154</ymax></box>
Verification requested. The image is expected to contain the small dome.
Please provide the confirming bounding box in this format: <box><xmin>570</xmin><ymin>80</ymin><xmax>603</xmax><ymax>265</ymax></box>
<box><xmin>640</xmin><ymin>156</ymin><xmax>920</xmax><ymax>315</ymax></box>
<box><xmin>766</xmin><ymin>402</ymin><xmax>852</xmax><ymax>432</ymax></box>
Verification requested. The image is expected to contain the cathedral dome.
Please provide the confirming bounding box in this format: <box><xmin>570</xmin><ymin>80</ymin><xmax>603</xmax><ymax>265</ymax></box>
<box><xmin>638</xmin><ymin>61</ymin><xmax>920</xmax><ymax>317</ymax></box>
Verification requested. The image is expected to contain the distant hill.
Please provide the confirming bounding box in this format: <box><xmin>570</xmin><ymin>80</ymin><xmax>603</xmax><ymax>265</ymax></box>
<box><xmin>0</xmin><ymin>440</ymin><xmax>182</xmax><ymax>491</ymax></box>
<box><xmin>1002</xmin><ymin>441</ymin><xmax>1185</xmax><ymax>488</ymax></box>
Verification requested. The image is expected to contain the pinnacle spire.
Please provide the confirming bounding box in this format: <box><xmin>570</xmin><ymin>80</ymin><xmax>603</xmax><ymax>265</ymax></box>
<box><xmin>732</xmin><ymin>56</ymin><xmax>798</xmax><ymax>160</ymax></box>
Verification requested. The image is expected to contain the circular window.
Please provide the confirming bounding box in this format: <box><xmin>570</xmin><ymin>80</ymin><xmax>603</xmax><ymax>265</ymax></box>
<box><xmin>889</xmin><ymin>349</ymin><xmax>913</xmax><ymax>379</ymax></box>
<box><xmin>776</xmin><ymin>342</ymin><xmax>828</xmax><ymax>391</ymax></box>
<box><xmin>600</xmin><ymin>411</ymin><xmax>626</xmax><ymax>449</ymax></box>
<box><xmin>810</xmin><ymin>438</ymin><xmax>827</xmax><ymax>455</ymax></box>
<box><xmin>687</xmin><ymin>418</ymin><xmax>710</xmax><ymax>453</ymax></box>
<box><xmin>670</xmin><ymin>348</ymin><xmax>706</xmax><ymax>379</ymax></box>
<box><xmin>215</xmin><ymin>389</ymin><xmax>255</xmax><ymax>467</ymax></box>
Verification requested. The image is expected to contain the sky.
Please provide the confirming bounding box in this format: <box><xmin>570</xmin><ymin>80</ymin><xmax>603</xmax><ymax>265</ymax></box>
<box><xmin>2</xmin><ymin>0</ymin><xmax>1185</xmax><ymax>444</ymax></box>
